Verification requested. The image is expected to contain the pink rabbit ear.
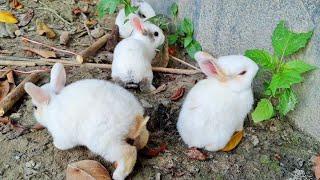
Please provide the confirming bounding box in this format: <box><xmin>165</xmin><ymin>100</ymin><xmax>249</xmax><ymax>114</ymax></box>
<box><xmin>131</xmin><ymin>16</ymin><xmax>144</xmax><ymax>33</ymax></box>
<box><xmin>195</xmin><ymin>51</ymin><xmax>220</xmax><ymax>77</ymax></box>
<box><xmin>24</xmin><ymin>82</ymin><xmax>50</xmax><ymax>105</ymax></box>
<box><xmin>50</xmin><ymin>63</ymin><xmax>66</xmax><ymax>94</ymax></box>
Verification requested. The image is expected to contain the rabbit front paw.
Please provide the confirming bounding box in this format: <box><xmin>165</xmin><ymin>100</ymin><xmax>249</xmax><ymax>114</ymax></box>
<box><xmin>53</xmin><ymin>138</ymin><xmax>75</xmax><ymax>150</ymax></box>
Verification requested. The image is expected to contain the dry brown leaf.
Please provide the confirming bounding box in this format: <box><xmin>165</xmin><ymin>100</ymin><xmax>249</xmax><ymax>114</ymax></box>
<box><xmin>170</xmin><ymin>87</ymin><xmax>185</xmax><ymax>101</ymax></box>
<box><xmin>6</xmin><ymin>70</ymin><xmax>15</xmax><ymax>84</ymax></box>
<box><xmin>151</xmin><ymin>84</ymin><xmax>167</xmax><ymax>94</ymax></box>
<box><xmin>66</xmin><ymin>160</ymin><xmax>111</xmax><ymax>180</ymax></box>
<box><xmin>142</xmin><ymin>143</ymin><xmax>167</xmax><ymax>158</ymax></box>
<box><xmin>0</xmin><ymin>116</ymin><xmax>10</xmax><ymax>124</ymax></box>
<box><xmin>186</xmin><ymin>147</ymin><xmax>208</xmax><ymax>160</ymax></box>
<box><xmin>221</xmin><ymin>130</ymin><xmax>244</xmax><ymax>152</ymax></box>
<box><xmin>31</xmin><ymin>123</ymin><xmax>45</xmax><ymax>131</ymax></box>
<box><xmin>18</xmin><ymin>9</ymin><xmax>34</xmax><ymax>27</ymax></box>
<box><xmin>36</xmin><ymin>20</ymin><xmax>56</xmax><ymax>39</ymax></box>
<box><xmin>23</xmin><ymin>47</ymin><xmax>56</xmax><ymax>59</ymax></box>
<box><xmin>10</xmin><ymin>0</ymin><xmax>23</xmax><ymax>10</ymax></box>
<box><xmin>0</xmin><ymin>80</ymin><xmax>10</xmax><ymax>101</ymax></box>
<box><xmin>313</xmin><ymin>155</ymin><xmax>320</xmax><ymax>179</ymax></box>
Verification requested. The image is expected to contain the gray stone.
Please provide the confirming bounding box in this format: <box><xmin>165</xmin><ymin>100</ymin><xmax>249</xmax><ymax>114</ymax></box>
<box><xmin>146</xmin><ymin>0</ymin><xmax>320</xmax><ymax>141</ymax></box>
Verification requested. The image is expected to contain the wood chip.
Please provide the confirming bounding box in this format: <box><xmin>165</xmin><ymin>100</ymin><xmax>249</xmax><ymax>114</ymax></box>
<box><xmin>23</xmin><ymin>47</ymin><xmax>56</xmax><ymax>59</ymax></box>
<box><xmin>0</xmin><ymin>80</ymin><xmax>10</xmax><ymax>101</ymax></box>
<box><xmin>151</xmin><ymin>84</ymin><xmax>167</xmax><ymax>94</ymax></box>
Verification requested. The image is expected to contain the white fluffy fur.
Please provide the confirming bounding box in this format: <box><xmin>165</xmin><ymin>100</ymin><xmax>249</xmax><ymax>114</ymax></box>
<box><xmin>115</xmin><ymin>1</ymin><xmax>156</xmax><ymax>38</ymax></box>
<box><xmin>177</xmin><ymin>52</ymin><xmax>259</xmax><ymax>151</ymax></box>
<box><xmin>24</xmin><ymin>63</ymin><xmax>145</xmax><ymax>180</ymax></box>
<box><xmin>112</xmin><ymin>17</ymin><xmax>165</xmax><ymax>91</ymax></box>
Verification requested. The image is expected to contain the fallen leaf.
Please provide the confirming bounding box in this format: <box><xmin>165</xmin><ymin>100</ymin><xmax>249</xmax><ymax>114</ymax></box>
<box><xmin>36</xmin><ymin>20</ymin><xmax>56</xmax><ymax>39</ymax></box>
<box><xmin>18</xmin><ymin>9</ymin><xmax>34</xmax><ymax>27</ymax></box>
<box><xmin>0</xmin><ymin>11</ymin><xmax>18</xmax><ymax>24</ymax></box>
<box><xmin>151</xmin><ymin>84</ymin><xmax>167</xmax><ymax>94</ymax></box>
<box><xmin>168</xmin><ymin>46</ymin><xmax>176</xmax><ymax>56</ymax></box>
<box><xmin>0</xmin><ymin>117</ymin><xmax>27</xmax><ymax>135</ymax></box>
<box><xmin>31</xmin><ymin>123</ymin><xmax>45</xmax><ymax>131</ymax></box>
<box><xmin>170</xmin><ymin>87</ymin><xmax>185</xmax><ymax>101</ymax></box>
<box><xmin>221</xmin><ymin>131</ymin><xmax>244</xmax><ymax>152</ymax></box>
<box><xmin>186</xmin><ymin>147</ymin><xmax>208</xmax><ymax>160</ymax></box>
<box><xmin>66</xmin><ymin>160</ymin><xmax>111</xmax><ymax>180</ymax></box>
<box><xmin>313</xmin><ymin>155</ymin><xmax>320</xmax><ymax>179</ymax></box>
<box><xmin>10</xmin><ymin>0</ymin><xmax>23</xmax><ymax>10</ymax></box>
<box><xmin>23</xmin><ymin>47</ymin><xmax>56</xmax><ymax>59</ymax></box>
<box><xmin>85</xmin><ymin>19</ymin><xmax>97</xmax><ymax>27</ymax></box>
<box><xmin>0</xmin><ymin>80</ymin><xmax>10</xmax><ymax>101</ymax></box>
<box><xmin>142</xmin><ymin>143</ymin><xmax>167</xmax><ymax>157</ymax></box>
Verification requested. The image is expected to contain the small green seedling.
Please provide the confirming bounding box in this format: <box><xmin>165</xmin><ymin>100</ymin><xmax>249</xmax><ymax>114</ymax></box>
<box><xmin>245</xmin><ymin>20</ymin><xmax>316</xmax><ymax>123</ymax></box>
<box><xmin>97</xmin><ymin>0</ymin><xmax>138</xmax><ymax>18</ymax></box>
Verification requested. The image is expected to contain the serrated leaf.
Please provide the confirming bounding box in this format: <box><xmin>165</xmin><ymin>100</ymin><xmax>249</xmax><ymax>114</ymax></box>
<box><xmin>168</xmin><ymin>34</ymin><xmax>178</xmax><ymax>45</ymax></box>
<box><xmin>268</xmin><ymin>69</ymin><xmax>303</xmax><ymax>95</ymax></box>
<box><xmin>245</xmin><ymin>49</ymin><xmax>277</xmax><ymax>70</ymax></box>
<box><xmin>0</xmin><ymin>11</ymin><xmax>18</xmax><ymax>24</ymax></box>
<box><xmin>184</xmin><ymin>36</ymin><xmax>193</xmax><ymax>47</ymax></box>
<box><xmin>272</xmin><ymin>21</ymin><xmax>313</xmax><ymax>58</ymax></box>
<box><xmin>284</xmin><ymin>60</ymin><xmax>317</xmax><ymax>74</ymax></box>
<box><xmin>170</xmin><ymin>3</ymin><xmax>178</xmax><ymax>18</ymax></box>
<box><xmin>276</xmin><ymin>89</ymin><xmax>298</xmax><ymax>116</ymax></box>
<box><xmin>181</xmin><ymin>18</ymin><xmax>193</xmax><ymax>36</ymax></box>
<box><xmin>186</xmin><ymin>40</ymin><xmax>202</xmax><ymax>59</ymax></box>
<box><xmin>252</xmin><ymin>99</ymin><xmax>274</xmax><ymax>123</ymax></box>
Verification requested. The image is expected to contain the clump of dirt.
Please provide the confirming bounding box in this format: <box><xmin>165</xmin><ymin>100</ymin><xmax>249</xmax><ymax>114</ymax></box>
<box><xmin>0</xmin><ymin>0</ymin><xmax>319</xmax><ymax>179</ymax></box>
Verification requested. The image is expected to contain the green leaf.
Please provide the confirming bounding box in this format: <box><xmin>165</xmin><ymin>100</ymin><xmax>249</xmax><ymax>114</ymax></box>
<box><xmin>276</xmin><ymin>89</ymin><xmax>298</xmax><ymax>116</ymax></box>
<box><xmin>245</xmin><ymin>49</ymin><xmax>277</xmax><ymax>70</ymax></box>
<box><xmin>268</xmin><ymin>69</ymin><xmax>303</xmax><ymax>95</ymax></box>
<box><xmin>168</xmin><ymin>34</ymin><xmax>178</xmax><ymax>45</ymax></box>
<box><xmin>184</xmin><ymin>36</ymin><xmax>193</xmax><ymax>47</ymax></box>
<box><xmin>147</xmin><ymin>14</ymin><xmax>170</xmax><ymax>31</ymax></box>
<box><xmin>252</xmin><ymin>99</ymin><xmax>274</xmax><ymax>123</ymax></box>
<box><xmin>180</xmin><ymin>18</ymin><xmax>194</xmax><ymax>36</ymax></box>
<box><xmin>186</xmin><ymin>40</ymin><xmax>202</xmax><ymax>59</ymax></box>
<box><xmin>170</xmin><ymin>3</ymin><xmax>178</xmax><ymax>18</ymax></box>
<box><xmin>124</xmin><ymin>5</ymin><xmax>138</xmax><ymax>16</ymax></box>
<box><xmin>97</xmin><ymin>0</ymin><xmax>121</xmax><ymax>18</ymax></box>
<box><xmin>284</xmin><ymin>60</ymin><xmax>317</xmax><ymax>74</ymax></box>
<box><xmin>272</xmin><ymin>20</ymin><xmax>313</xmax><ymax>58</ymax></box>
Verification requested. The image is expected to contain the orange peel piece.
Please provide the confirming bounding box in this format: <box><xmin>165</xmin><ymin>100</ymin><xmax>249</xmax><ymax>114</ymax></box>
<box><xmin>221</xmin><ymin>130</ymin><xmax>244</xmax><ymax>152</ymax></box>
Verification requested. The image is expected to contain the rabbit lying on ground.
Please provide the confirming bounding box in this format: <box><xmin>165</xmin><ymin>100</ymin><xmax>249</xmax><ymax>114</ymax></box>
<box><xmin>112</xmin><ymin>15</ymin><xmax>165</xmax><ymax>92</ymax></box>
<box><xmin>177</xmin><ymin>51</ymin><xmax>258</xmax><ymax>151</ymax></box>
<box><xmin>24</xmin><ymin>63</ymin><xmax>149</xmax><ymax>180</ymax></box>
<box><xmin>115</xmin><ymin>0</ymin><xmax>156</xmax><ymax>38</ymax></box>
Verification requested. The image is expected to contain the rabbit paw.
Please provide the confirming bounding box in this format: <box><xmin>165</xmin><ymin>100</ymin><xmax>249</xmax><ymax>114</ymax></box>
<box><xmin>53</xmin><ymin>138</ymin><xmax>75</xmax><ymax>150</ymax></box>
<box><xmin>139</xmin><ymin>78</ymin><xmax>155</xmax><ymax>93</ymax></box>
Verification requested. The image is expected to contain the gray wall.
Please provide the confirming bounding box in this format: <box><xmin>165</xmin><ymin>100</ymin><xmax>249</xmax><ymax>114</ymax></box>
<box><xmin>146</xmin><ymin>0</ymin><xmax>320</xmax><ymax>140</ymax></box>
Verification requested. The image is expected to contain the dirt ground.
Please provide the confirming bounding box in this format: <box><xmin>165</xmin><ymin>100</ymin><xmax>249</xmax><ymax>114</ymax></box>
<box><xmin>0</xmin><ymin>0</ymin><xmax>320</xmax><ymax>180</ymax></box>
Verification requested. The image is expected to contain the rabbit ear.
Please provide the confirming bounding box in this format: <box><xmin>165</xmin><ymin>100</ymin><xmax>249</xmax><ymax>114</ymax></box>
<box><xmin>195</xmin><ymin>51</ymin><xmax>224</xmax><ymax>78</ymax></box>
<box><xmin>131</xmin><ymin>16</ymin><xmax>145</xmax><ymax>34</ymax></box>
<box><xmin>24</xmin><ymin>82</ymin><xmax>50</xmax><ymax>105</ymax></box>
<box><xmin>50</xmin><ymin>63</ymin><xmax>66</xmax><ymax>94</ymax></box>
<box><xmin>128</xmin><ymin>115</ymin><xmax>149</xmax><ymax>139</ymax></box>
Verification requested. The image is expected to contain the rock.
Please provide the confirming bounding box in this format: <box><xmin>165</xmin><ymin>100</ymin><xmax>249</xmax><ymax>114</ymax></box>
<box><xmin>250</xmin><ymin>135</ymin><xmax>259</xmax><ymax>146</ymax></box>
<box><xmin>14</xmin><ymin>30</ymin><xmax>22</xmax><ymax>36</ymax></box>
<box><xmin>186</xmin><ymin>164</ymin><xmax>199</xmax><ymax>174</ymax></box>
<box><xmin>25</xmin><ymin>160</ymin><xmax>35</xmax><ymax>168</ymax></box>
<box><xmin>60</xmin><ymin>31</ymin><xmax>70</xmax><ymax>45</ymax></box>
<box><xmin>145</xmin><ymin>0</ymin><xmax>320</xmax><ymax>141</ymax></box>
<box><xmin>10</xmin><ymin>112</ymin><xmax>21</xmax><ymax>119</ymax></box>
<box><xmin>140</xmin><ymin>99</ymin><xmax>153</xmax><ymax>108</ymax></box>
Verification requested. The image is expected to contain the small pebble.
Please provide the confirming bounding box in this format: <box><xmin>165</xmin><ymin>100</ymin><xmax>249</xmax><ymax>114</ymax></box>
<box><xmin>251</xmin><ymin>135</ymin><xmax>259</xmax><ymax>146</ymax></box>
<box><xmin>91</xmin><ymin>27</ymin><xmax>105</xmax><ymax>39</ymax></box>
<box><xmin>140</xmin><ymin>99</ymin><xmax>153</xmax><ymax>108</ymax></box>
<box><xmin>10</xmin><ymin>112</ymin><xmax>22</xmax><ymax>119</ymax></box>
<box><xmin>25</xmin><ymin>160</ymin><xmax>35</xmax><ymax>168</ymax></box>
<box><xmin>14</xmin><ymin>30</ymin><xmax>22</xmax><ymax>36</ymax></box>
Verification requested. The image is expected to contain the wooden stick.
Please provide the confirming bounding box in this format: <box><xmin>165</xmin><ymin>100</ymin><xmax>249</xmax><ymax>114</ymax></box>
<box><xmin>0</xmin><ymin>69</ymin><xmax>12</xmax><ymax>79</ymax></box>
<box><xmin>79</xmin><ymin>33</ymin><xmax>111</xmax><ymax>62</ymax></box>
<box><xmin>169</xmin><ymin>55</ymin><xmax>201</xmax><ymax>71</ymax></box>
<box><xmin>81</xmin><ymin>12</ymin><xmax>94</xmax><ymax>43</ymax></box>
<box><xmin>0</xmin><ymin>59</ymin><xmax>200</xmax><ymax>75</ymax></box>
<box><xmin>0</xmin><ymin>73</ymin><xmax>40</xmax><ymax>116</ymax></box>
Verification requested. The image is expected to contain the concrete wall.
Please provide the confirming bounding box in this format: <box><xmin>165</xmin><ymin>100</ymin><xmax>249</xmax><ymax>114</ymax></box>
<box><xmin>146</xmin><ymin>0</ymin><xmax>320</xmax><ymax>140</ymax></box>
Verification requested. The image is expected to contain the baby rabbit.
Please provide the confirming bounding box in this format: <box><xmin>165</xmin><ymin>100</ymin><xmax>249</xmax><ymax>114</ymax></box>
<box><xmin>24</xmin><ymin>63</ymin><xmax>150</xmax><ymax>180</ymax></box>
<box><xmin>115</xmin><ymin>0</ymin><xmax>156</xmax><ymax>38</ymax></box>
<box><xmin>177</xmin><ymin>51</ymin><xmax>258</xmax><ymax>151</ymax></box>
<box><xmin>112</xmin><ymin>16</ymin><xmax>165</xmax><ymax>92</ymax></box>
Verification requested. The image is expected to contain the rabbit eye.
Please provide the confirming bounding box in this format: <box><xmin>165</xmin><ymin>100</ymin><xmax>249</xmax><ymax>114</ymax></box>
<box><xmin>154</xmin><ymin>31</ymin><xmax>159</xmax><ymax>37</ymax></box>
<box><xmin>32</xmin><ymin>105</ymin><xmax>38</xmax><ymax>110</ymax></box>
<box><xmin>138</xmin><ymin>11</ymin><xmax>146</xmax><ymax>19</ymax></box>
<box><xmin>239</xmin><ymin>71</ymin><xmax>247</xmax><ymax>75</ymax></box>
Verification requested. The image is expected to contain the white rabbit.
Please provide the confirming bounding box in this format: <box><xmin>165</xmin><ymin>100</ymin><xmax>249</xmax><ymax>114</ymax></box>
<box><xmin>115</xmin><ymin>0</ymin><xmax>156</xmax><ymax>38</ymax></box>
<box><xmin>24</xmin><ymin>63</ymin><xmax>150</xmax><ymax>180</ymax></box>
<box><xmin>177</xmin><ymin>51</ymin><xmax>259</xmax><ymax>151</ymax></box>
<box><xmin>112</xmin><ymin>15</ymin><xmax>165</xmax><ymax>92</ymax></box>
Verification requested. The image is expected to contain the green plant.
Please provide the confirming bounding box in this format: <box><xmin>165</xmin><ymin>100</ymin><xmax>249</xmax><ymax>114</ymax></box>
<box><xmin>245</xmin><ymin>21</ymin><xmax>316</xmax><ymax>123</ymax></box>
<box><xmin>97</xmin><ymin>0</ymin><xmax>138</xmax><ymax>18</ymax></box>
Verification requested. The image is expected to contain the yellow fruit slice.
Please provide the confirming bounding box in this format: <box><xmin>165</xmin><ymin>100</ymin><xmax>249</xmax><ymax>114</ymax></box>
<box><xmin>0</xmin><ymin>11</ymin><xmax>18</xmax><ymax>24</ymax></box>
<box><xmin>221</xmin><ymin>130</ymin><xmax>244</xmax><ymax>152</ymax></box>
